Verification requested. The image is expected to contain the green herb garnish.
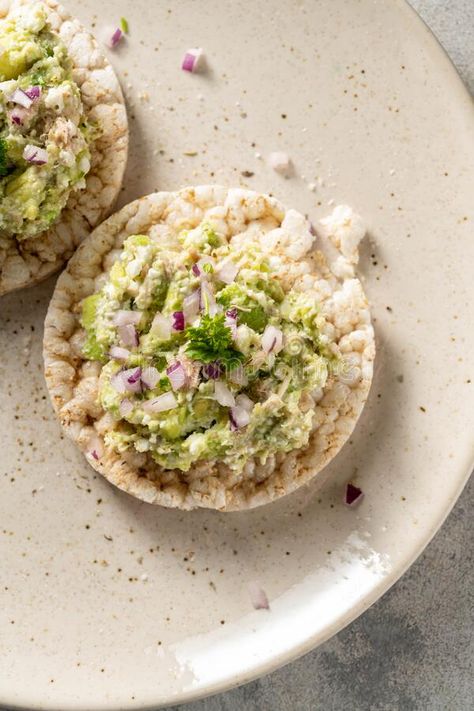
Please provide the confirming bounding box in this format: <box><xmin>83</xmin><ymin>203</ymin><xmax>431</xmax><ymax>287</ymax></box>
<box><xmin>120</xmin><ymin>17</ymin><xmax>129</xmax><ymax>34</ymax></box>
<box><xmin>185</xmin><ymin>314</ymin><xmax>244</xmax><ymax>368</ymax></box>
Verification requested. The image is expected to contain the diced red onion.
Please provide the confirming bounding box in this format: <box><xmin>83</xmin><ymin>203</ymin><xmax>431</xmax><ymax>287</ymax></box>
<box><xmin>110</xmin><ymin>371</ymin><xmax>128</xmax><ymax>393</ymax></box>
<box><xmin>261</xmin><ymin>324</ymin><xmax>283</xmax><ymax>354</ymax></box>
<box><xmin>214</xmin><ymin>381</ymin><xmax>235</xmax><ymax>407</ymax></box>
<box><xmin>229</xmin><ymin>364</ymin><xmax>248</xmax><ymax>386</ymax></box>
<box><xmin>23</xmin><ymin>144</ymin><xmax>48</xmax><ymax>165</ymax></box>
<box><xmin>118</xmin><ymin>323</ymin><xmax>138</xmax><ymax>347</ymax></box>
<box><xmin>111</xmin><ymin>367</ymin><xmax>142</xmax><ymax>394</ymax></box>
<box><xmin>11</xmin><ymin>107</ymin><xmax>27</xmax><ymax>125</ymax></box>
<box><xmin>192</xmin><ymin>263</ymin><xmax>201</xmax><ymax>277</ymax></box>
<box><xmin>109</xmin><ymin>345</ymin><xmax>130</xmax><ymax>361</ymax></box>
<box><xmin>235</xmin><ymin>393</ymin><xmax>254</xmax><ymax>412</ymax></box>
<box><xmin>141</xmin><ymin>366</ymin><xmax>160</xmax><ymax>390</ymax></box>
<box><xmin>344</xmin><ymin>483</ymin><xmax>364</xmax><ymax>507</ymax></box>
<box><xmin>182</xmin><ymin>47</ymin><xmax>204</xmax><ymax>73</ymax></box>
<box><xmin>88</xmin><ymin>435</ymin><xmax>104</xmax><ymax>461</ymax></box>
<box><xmin>183</xmin><ymin>290</ymin><xmax>201</xmax><ymax>322</ymax></box>
<box><xmin>119</xmin><ymin>398</ymin><xmax>134</xmax><ymax>418</ymax></box>
<box><xmin>24</xmin><ymin>85</ymin><xmax>41</xmax><ymax>100</ymax></box>
<box><xmin>230</xmin><ymin>395</ymin><xmax>254</xmax><ymax>429</ymax></box>
<box><xmin>143</xmin><ymin>391</ymin><xmax>178</xmax><ymax>413</ymax></box>
<box><xmin>166</xmin><ymin>361</ymin><xmax>187</xmax><ymax>390</ymax></box>
<box><xmin>216</xmin><ymin>258</ymin><xmax>239</xmax><ymax>284</ymax></box>
<box><xmin>10</xmin><ymin>88</ymin><xmax>33</xmax><ymax>109</ymax></box>
<box><xmin>202</xmin><ymin>361</ymin><xmax>223</xmax><ymax>379</ymax></box>
<box><xmin>172</xmin><ymin>311</ymin><xmax>185</xmax><ymax>331</ymax></box>
<box><xmin>150</xmin><ymin>312</ymin><xmax>172</xmax><ymax>340</ymax></box>
<box><xmin>108</xmin><ymin>28</ymin><xmax>123</xmax><ymax>48</ymax></box>
<box><xmin>126</xmin><ymin>366</ymin><xmax>142</xmax><ymax>384</ymax></box>
<box><xmin>229</xmin><ymin>405</ymin><xmax>251</xmax><ymax>430</ymax></box>
<box><xmin>113</xmin><ymin>309</ymin><xmax>142</xmax><ymax>327</ymax></box>
<box><xmin>247</xmin><ymin>582</ymin><xmax>270</xmax><ymax>611</ymax></box>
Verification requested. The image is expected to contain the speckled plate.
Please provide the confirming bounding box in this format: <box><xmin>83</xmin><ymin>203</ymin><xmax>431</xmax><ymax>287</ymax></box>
<box><xmin>0</xmin><ymin>1</ymin><xmax>473</xmax><ymax>709</ymax></box>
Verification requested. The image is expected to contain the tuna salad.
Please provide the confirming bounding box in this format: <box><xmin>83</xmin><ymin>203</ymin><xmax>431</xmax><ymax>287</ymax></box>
<box><xmin>80</xmin><ymin>222</ymin><xmax>339</xmax><ymax>474</ymax></box>
<box><xmin>0</xmin><ymin>2</ymin><xmax>91</xmax><ymax>239</ymax></box>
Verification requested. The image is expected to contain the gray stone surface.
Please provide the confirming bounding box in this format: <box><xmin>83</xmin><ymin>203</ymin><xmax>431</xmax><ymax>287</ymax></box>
<box><xmin>167</xmin><ymin>3</ymin><xmax>474</xmax><ymax>709</ymax></box>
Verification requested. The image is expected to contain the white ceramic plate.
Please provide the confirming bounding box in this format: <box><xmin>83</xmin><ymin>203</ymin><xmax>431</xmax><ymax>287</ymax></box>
<box><xmin>1</xmin><ymin>1</ymin><xmax>473</xmax><ymax>708</ymax></box>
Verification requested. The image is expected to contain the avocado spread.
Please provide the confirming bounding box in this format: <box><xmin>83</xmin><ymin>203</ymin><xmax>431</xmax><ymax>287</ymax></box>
<box><xmin>81</xmin><ymin>222</ymin><xmax>339</xmax><ymax>473</ymax></box>
<box><xmin>0</xmin><ymin>3</ymin><xmax>91</xmax><ymax>239</ymax></box>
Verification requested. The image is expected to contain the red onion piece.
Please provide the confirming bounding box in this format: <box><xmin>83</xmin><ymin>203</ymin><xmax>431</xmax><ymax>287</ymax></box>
<box><xmin>235</xmin><ymin>393</ymin><xmax>254</xmax><ymax>412</ymax></box>
<box><xmin>166</xmin><ymin>361</ymin><xmax>187</xmax><ymax>390</ymax></box>
<box><xmin>10</xmin><ymin>88</ymin><xmax>33</xmax><ymax>109</ymax></box>
<box><xmin>202</xmin><ymin>362</ymin><xmax>223</xmax><ymax>380</ymax></box>
<box><xmin>141</xmin><ymin>366</ymin><xmax>160</xmax><ymax>390</ymax></box>
<box><xmin>150</xmin><ymin>312</ymin><xmax>172</xmax><ymax>340</ymax></box>
<box><xmin>110</xmin><ymin>371</ymin><xmax>128</xmax><ymax>393</ymax></box>
<box><xmin>113</xmin><ymin>309</ymin><xmax>142</xmax><ymax>327</ymax></box>
<box><xmin>88</xmin><ymin>435</ymin><xmax>104</xmax><ymax>461</ymax></box>
<box><xmin>229</xmin><ymin>405</ymin><xmax>251</xmax><ymax>430</ymax></box>
<box><xmin>228</xmin><ymin>364</ymin><xmax>248</xmax><ymax>386</ymax></box>
<box><xmin>344</xmin><ymin>483</ymin><xmax>364</xmax><ymax>507</ymax></box>
<box><xmin>192</xmin><ymin>263</ymin><xmax>201</xmax><ymax>277</ymax></box>
<box><xmin>261</xmin><ymin>324</ymin><xmax>283</xmax><ymax>354</ymax></box>
<box><xmin>183</xmin><ymin>290</ymin><xmax>200</xmax><ymax>322</ymax></box>
<box><xmin>23</xmin><ymin>144</ymin><xmax>48</xmax><ymax>165</ymax></box>
<box><xmin>111</xmin><ymin>367</ymin><xmax>142</xmax><ymax>394</ymax></box>
<box><xmin>24</xmin><ymin>85</ymin><xmax>41</xmax><ymax>100</ymax></box>
<box><xmin>10</xmin><ymin>107</ymin><xmax>27</xmax><ymax>125</ymax></box>
<box><xmin>216</xmin><ymin>258</ymin><xmax>239</xmax><ymax>284</ymax></box>
<box><xmin>118</xmin><ymin>323</ymin><xmax>138</xmax><ymax>347</ymax></box>
<box><xmin>247</xmin><ymin>581</ymin><xmax>270</xmax><ymax>610</ymax></box>
<box><xmin>108</xmin><ymin>28</ymin><xmax>123</xmax><ymax>48</ymax></box>
<box><xmin>143</xmin><ymin>391</ymin><xmax>178</xmax><ymax>414</ymax></box>
<box><xmin>182</xmin><ymin>47</ymin><xmax>204</xmax><ymax>73</ymax></box>
<box><xmin>119</xmin><ymin>398</ymin><xmax>134</xmax><ymax>418</ymax></box>
<box><xmin>172</xmin><ymin>311</ymin><xmax>185</xmax><ymax>331</ymax></box>
<box><xmin>126</xmin><ymin>367</ymin><xmax>142</xmax><ymax>384</ymax></box>
<box><xmin>214</xmin><ymin>381</ymin><xmax>235</xmax><ymax>407</ymax></box>
<box><xmin>109</xmin><ymin>345</ymin><xmax>130</xmax><ymax>361</ymax></box>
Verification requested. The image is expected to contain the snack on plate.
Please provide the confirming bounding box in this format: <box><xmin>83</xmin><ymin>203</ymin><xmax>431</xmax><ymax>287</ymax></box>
<box><xmin>0</xmin><ymin>0</ymin><xmax>128</xmax><ymax>295</ymax></box>
<box><xmin>43</xmin><ymin>186</ymin><xmax>375</xmax><ymax>511</ymax></box>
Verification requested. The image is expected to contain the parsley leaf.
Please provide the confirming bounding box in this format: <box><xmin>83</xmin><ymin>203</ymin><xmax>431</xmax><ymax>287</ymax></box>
<box><xmin>185</xmin><ymin>314</ymin><xmax>244</xmax><ymax>368</ymax></box>
<box><xmin>0</xmin><ymin>138</ymin><xmax>9</xmax><ymax>178</ymax></box>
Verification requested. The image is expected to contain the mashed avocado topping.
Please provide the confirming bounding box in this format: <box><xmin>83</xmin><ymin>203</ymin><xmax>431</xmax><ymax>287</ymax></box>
<box><xmin>81</xmin><ymin>221</ymin><xmax>340</xmax><ymax>473</ymax></box>
<box><xmin>0</xmin><ymin>4</ymin><xmax>91</xmax><ymax>239</ymax></box>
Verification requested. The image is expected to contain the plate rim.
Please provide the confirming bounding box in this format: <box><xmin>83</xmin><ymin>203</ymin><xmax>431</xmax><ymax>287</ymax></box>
<box><xmin>1</xmin><ymin>0</ymin><xmax>474</xmax><ymax>708</ymax></box>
